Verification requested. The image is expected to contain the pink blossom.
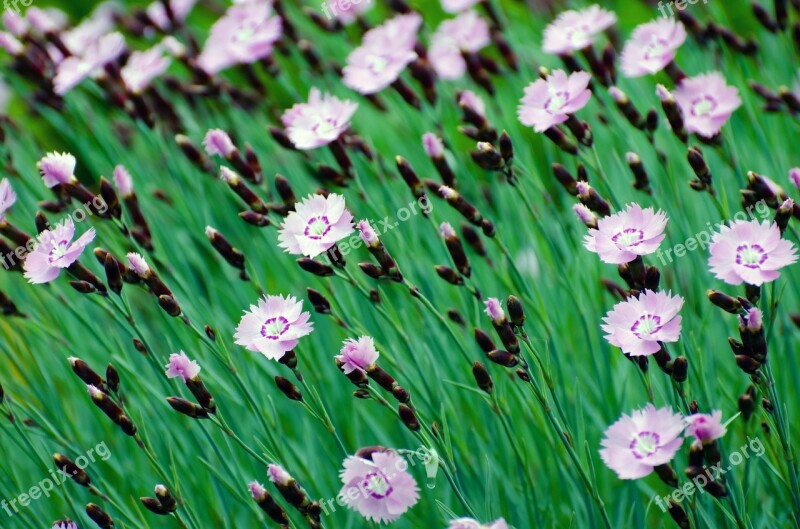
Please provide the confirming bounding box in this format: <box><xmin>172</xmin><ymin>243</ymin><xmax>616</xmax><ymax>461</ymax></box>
<box><xmin>484</xmin><ymin>297</ymin><xmax>504</xmax><ymax>324</ymax></box>
<box><xmin>439</xmin><ymin>222</ymin><xmax>456</xmax><ymax>238</ymax></box>
<box><xmin>54</xmin><ymin>32</ymin><xmax>126</xmax><ymax>95</ymax></box>
<box><xmin>281</xmin><ymin>88</ymin><xmax>358</xmax><ymax>150</ymax></box>
<box><xmin>52</xmin><ymin>522</ymin><xmax>78</xmax><ymax>529</ymax></box>
<box><xmin>278</xmin><ymin>193</ymin><xmax>354</xmax><ymax>258</ymax></box>
<box><xmin>62</xmin><ymin>7</ymin><xmax>115</xmax><ymax>55</ymax></box>
<box><xmin>429</xmin><ymin>11</ymin><xmax>491</xmax><ymax>80</ymax></box>
<box><xmin>743</xmin><ymin>307</ymin><xmax>762</xmax><ymax>332</ymax></box>
<box><xmin>26</xmin><ymin>7</ymin><xmax>68</xmax><ymax>34</ymax></box>
<box><xmin>325</xmin><ymin>0</ymin><xmax>374</xmax><ymax>24</ymax></box>
<box><xmin>127</xmin><ymin>252</ymin><xmax>151</xmax><ymax>276</ymax></box>
<box><xmin>685</xmin><ymin>411</ymin><xmax>726</xmax><ymax>444</ymax></box>
<box><xmin>357</xmin><ymin>220</ymin><xmax>379</xmax><ymax>246</ymax></box>
<box><xmin>518</xmin><ymin>70</ymin><xmax>592</xmax><ymax>132</ymax></box>
<box><xmin>362</xmin><ymin>12</ymin><xmax>422</xmax><ymax>51</ymax></box>
<box><xmin>113</xmin><ymin>165</ymin><xmax>134</xmax><ymax>197</ymax></box>
<box><xmin>197</xmin><ymin>1</ymin><xmax>282</xmax><ymax>75</ymax></box>
<box><xmin>543</xmin><ymin>5</ymin><xmax>617</xmax><ymax>55</ymax></box>
<box><xmin>147</xmin><ymin>0</ymin><xmax>197</xmax><ymax>30</ymax></box>
<box><xmin>267</xmin><ymin>463</ymin><xmax>292</xmax><ymax>486</ymax></box>
<box><xmin>600</xmin><ymin>404</ymin><xmax>684</xmax><ymax>480</ymax></box>
<box><xmin>23</xmin><ymin>218</ymin><xmax>97</xmax><ymax>284</ymax></box>
<box><xmin>708</xmin><ymin>219</ymin><xmax>797</xmax><ymax>286</ymax></box>
<box><xmin>234</xmin><ymin>294</ymin><xmax>314</xmax><ymax>360</ymax></box>
<box><xmin>165</xmin><ymin>351</ymin><xmax>201</xmax><ymax>381</ymax></box>
<box><xmin>458</xmin><ymin>90</ymin><xmax>486</xmax><ymax>118</ymax></box>
<box><xmin>38</xmin><ymin>152</ymin><xmax>77</xmax><ymax>188</ymax></box>
<box><xmin>573</xmin><ymin>204</ymin><xmax>597</xmax><ymax>227</ymax></box>
<box><xmin>448</xmin><ymin>518</ymin><xmax>509</xmax><ymax>529</ymax></box>
<box><xmin>422</xmin><ymin>133</ymin><xmax>444</xmax><ymax>158</ymax></box>
<box><xmin>672</xmin><ymin>72</ymin><xmax>741</xmax><ymax>138</ymax></box>
<box><xmin>441</xmin><ymin>0</ymin><xmax>482</xmax><ymax>13</ymax></box>
<box><xmin>602</xmin><ymin>290</ymin><xmax>683</xmax><ymax>357</ymax></box>
<box><xmin>203</xmin><ymin>129</ymin><xmax>236</xmax><ymax>157</ymax></box>
<box><xmin>249</xmin><ymin>480</ymin><xmax>267</xmax><ymax>499</ymax></box>
<box><xmin>0</xmin><ymin>178</ymin><xmax>17</xmax><ymax>223</ymax></box>
<box><xmin>339</xmin><ymin>451</ymin><xmax>420</xmax><ymax>523</ymax></box>
<box><xmin>789</xmin><ymin>168</ymin><xmax>800</xmax><ymax>190</ymax></box>
<box><xmin>620</xmin><ymin>18</ymin><xmax>686</xmax><ymax>77</ymax></box>
<box><xmin>0</xmin><ymin>32</ymin><xmax>23</xmax><ymax>55</ymax></box>
<box><xmin>336</xmin><ymin>336</ymin><xmax>379</xmax><ymax>374</ymax></box>
<box><xmin>583</xmin><ymin>203</ymin><xmax>667</xmax><ymax>264</ymax></box>
<box><xmin>3</xmin><ymin>10</ymin><xmax>28</xmax><ymax>37</ymax></box>
<box><xmin>121</xmin><ymin>46</ymin><xmax>171</xmax><ymax>94</ymax></box>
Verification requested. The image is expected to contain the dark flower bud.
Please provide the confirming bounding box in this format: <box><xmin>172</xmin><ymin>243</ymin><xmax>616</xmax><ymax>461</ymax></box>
<box><xmin>498</xmin><ymin>131</ymin><xmax>514</xmax><ymax>165</ymax></box>
<box><xmin>359</xmin><ymin>262</ymin><xmax>385</xmax><ymax>279</ymax></box>
<box><xmin>140</xmin><ymin>497</ymin><xmax>167</xmax><ymax>515</ymax></box>
<box><xmin>70</xmin><ymin>281</ymin><xmax>97</xmax><ymax>294</ymax></box>
<box><xmin>462</xmin><ymin>225</ymin><xmax>486</xmax><ymax>257</ymax></box>
<box><xmin>106</xmin><ymin>364</ymin><xmax>120</xmax><ymax>393</ymax></box>
<box><xmin>269</xmin><ymin>126</ymin><xmax>297</xmax><ymax>151</ymax></box>
<box><xmin>275</xmin><ymin>174</ymin><xmax>297</xmax><ymax>206</ymax></box>
<box><xmin>671</xmin><ymin>356</ymin><xmax>688</xmax><ymax>383</ymax></box>
<box><xmin>275</xmin><ymin>376</ymin><xmax>303</xmax><ymax>401</ymax></box>
<box><xmin>626</xmin><ymin>152</ymin><xmax>650</xmax><ymax>193</ymax></box>
<box><xmin>86</xmin><ymin>503</ymin><xmax>114</xmax><ymax>529</ymax></box>
<box><xmin>435</xmin><ymin>265</ymin><xmax>464</xmax><ymax>286</ymax></box>
<box><xmin>668</xmin><ymin>500</ymin><xmax>691</xmax><ymax>529</ymax></box>
<box><xmin>654</xmin><ymin>463</ymin><xmax>678</xmax><ymax>488</ymax></box>
<box><xmin>279</xmin><ymin>350</ymin><xmax>298</xmax><ymax>369</ymax></box>
<box><xmin>707</xmin><ymin>290</ymin><xmax>742</xmax><ymax>313</ymax></box>
<box><xmin>306</xmin><ymin>288</ymin><xmax>331</xmax><ymax>314</ymax></box>
<box><xmin>392</xmin><ymin>386</ymin><xmax>411</xmax><ymax>403</ymax></box>
<box><xmin>507</xmin><ymin>295</ymin><xmax>524</xmax><ymax>327</ymax></box>
<box><xmin>552</xmin><ymin>163</ymin><xmax>578</xmax><ymax>195</ymax></box>
<box><xmin>103</xmin><ymin>254</ymin><xmax>123</xmax><ymax>296</ymax></box>
<box><xmin>166</xmin><ymin>397</ymin><xmax>209</xmax><ymax>419</ymax></box>
<box><xmin>487</xmin><ymin>350</ymin><xmax>519</xmax><ymax>367</ymax></box>
<box><xmin>239</xmin><ymin>210</ymin><xmax>271</xmax><ymax>227</ymax></box>
<box><xmin>53</xmin><ymin>453</ymin><xmax>91</xmax><ymax>486</ymax></box>
<box><xmin>297</xmin><ymin>258</ymin><xmax>334</xmax><ymax>277</ymax></box>
<box><xmin>69</xmin><ymin>358</ymin><xmax>106</xmax><ymax>390</ymax></box>
<box><xmin>399</xmin><ymin>404</ymin><xmax>420</xmax><ymax>431</ymax></box>
<box><xmin>158</xmin><ymin>295</ymin><xmax>182</xmax><ymax>317</ymax></box>
<box><xmin>206</xmin><ymin>226</ymin><xmax>246</xmax><ymax>275</ymax></box>
<box><xmin>472</xmin><ymin>362</ymin><xmax>493</xmax><ymax>394</ymax></box>
<box><xmin>250</xmin><ymin>482</ymin><xmax>289</xmax><ymax>524</ymax></box>
<box><xmin>474</xmin><ymin>329</ymin><xmax>496</xmax><ymax>354</ymax></box>
<box><xmin>543</xmin><ymin>127</ymin><xmax>578</xmax><ymax>155</ymax></box>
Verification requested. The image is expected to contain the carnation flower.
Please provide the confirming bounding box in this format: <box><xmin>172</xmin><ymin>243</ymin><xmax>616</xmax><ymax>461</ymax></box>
<box><xmin>26</xmin><ymin>7</ymin><xmax>67</xmax><ymax>34</ymax></box>
<box><xmin>362</xmin><ymin>12</ymin><xmax>422</xmax><ymax>51</ymax></box>
<box><xmin>685</xmin><ymin>411</ymin><xmax>726</xmax><ymax>444</ymax></box>
<box><xmin>708</xmin><ymin>219</ymin><xmax>797</xmax><ymax>286</ymax></box>
<box><xmin>52</xmin><ymin>522</ymin><xmax>78</xmax><ymax>529</ymax></box>
<box><xmin>121</xmin><ymin>45</ymin><xmax>171</xmax><ymax>94</ymax></box>
<box><xmin>325</xmin><ymin>0</ymin><xmax>373</xmax><ymax>24</ymax></box>
<box><xmin>789</xmin><ymin>168</ymin><xmax>800</xmax><ymax>190</ymax></box>
<box><xmin>3</xmin><ymin>10</ymin><xmax>28</xmax><ymax>37</ymax></box>
<box><xmin>429</xmin><ymin>11</ymin><xmax>491</xmax><ymax>80</ymax></box>
<box><xmin>484</xmin><ymin>297</ymin><xmax>504</xmax><ymax>324</ymax></box>
<box><xmin>23</xmin><ymin>218</ymin><xmax>96</xmax><ymax>284</ymax></box>
<box><xmin>234</xmin><ymin>294</ymin><xmax>314</xmax><ymax>360</ymax></box>
<box><xmin>127</xmin><ymin>252</ymin><xmax>151</xmax><ymax>276</ymax></box>
<box><xmin>542</xmin><ymin>5</ymin><xmax>617</xmax><ymax>55</ymax></box>
<box><xmin>165</xmin><ymin>351</ymin><xmax>201</xmax><ymax>382</ymax></box>
<box><xmin>113</xmin><ymin>165</ymin><xmax>134</xmax><ymax>197</ymax></box>
<box><xmin>38</xmin><ymin>152</ymin><xmax>77</xmax><ymax>188</ymax></box>
<box><xmin>620</xmin><ymin>18</ymin><xmax>686</xmax><ymax>77</ymax></box>
<box><xmin>583</xmin><ymin>203</ymin><xmax>667</xmax><ymax>264</ymax></box>
<box><xmin>448</xmin><ymin>518</ymin><xmax>509</xmax><ymax>529</ymax></box>
<box><xmin>518</xmin><ymin>69</ymin><xmax>592</xmax><ymax>132</ymax></box>
<box><xmin>0</xmin><ymin>178</ymin><xmax>17</xmax><ymax>223</ymax></box>
<box><xmin>197</xmin><ymin>1</ymin><xmax>282</xmax><ymax>75</ymax></box>
<box><xmin>336</xmin><ymin>336</ymin><xmax>379</xmax><ymax>374</ymax></box>
<box><xmin>458</xmin><ymin>90</ymin><xmax>486</xmax><ymax>117</ymax></box>
<box><xmin>53</xmin><ymin>32</ymin><xmax>126</xmax><ymax>95</ymax></box>
<box><xmin>602</xmin><ymin>289</ymin><xmax>684</xmax><ymax>357</ymax></box>
<box><xmin>0</xmin><ymin>32</ymin><xmax>23</xmax><ymax>55</ymax></box>
<box><xmin>278</xmin><ymin>193</ymin><xmax>354</xmax><ymax>258</ymax></box>
<box><xmin>339</xmin><ymin>451</ymin><xmax>420</xmax><ymax>523</ymax></box>
<box><xmin>203</xmin><ymin>129</ymin><xmax>236</xmax><ymax>157</ymax></box>
<box><xmin>672</xmin><ymin>72</ymin><xmax>741</xmax><ymax>138</ymax></box>
<box><xmin>62</xmin><ymin>7</ymin><xmax>115</xmax><ymax>54</ymax></box>
<box><xmin>357</xmin><ymin>219</ymin><xmax>379</xmax><ymax>246</ymax></box>
<box><xmin>147</xmin><ymin>0</ymin><xmax>197</xmax><ymax>30</ymax></box>
<box><xmin>281</xmin><ymin>88</ymin><xmax>358</xmax><ymax>150</ymax></box>
<box><xmin>441</xmin><ymin>0</ymin><xmax>482</xmax><ymax>13</ymax></box>
<box><xmin>267</xmin><ymin>463</ymin><xmax>293</xmax><ymax>486</ymax></box>
<box><xmin>422</xmin><ymin>133</ymin><xmax>444</xmax><ymax>158</ymax></box>
<box><xmin>599</xmin><ymin>404</ymin><xmax>684</xmax><ymax>479</ymax></box>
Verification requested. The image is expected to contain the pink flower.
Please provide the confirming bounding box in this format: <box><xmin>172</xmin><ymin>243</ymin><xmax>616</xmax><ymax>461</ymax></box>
<box><xmin>52</xmin><ymin>522</ymin><xmax>78</xmax><ymax>529</ymax></box>
<box><xmin>422</xmin><ymin>133</ymin><xmax>444</xmax><ymax>158</ymax></box>
<box><xmin>165</xmin><ymin>351</ymin><xmax>201</xmax><ymax>381</ymax></box>
<box><xmin>708</xmin><ymin>219</ymin><xmax>797</xmax><ymax>286</ymax></box>
<box><xmin>583</xmin><ymin>203</ymin><xmax>667</xmax><ymax>264</ymax></box>
<box><xmin>278</xmin><ymin>193</ymin><xmax>354</xmax><ymax>258</ymax></box>
<box><xmin>339</xmin><ymin>451</ymin><xmax>420</xmax><ymax>523</ymax></box>
<box><xmin>147</xmin><ymin>0</ymin><xmax>197</xmax><ymax>30</ymax></box>
<box><xmin>448</xmin><ymin>518</ymin><xmax>509</xmax><ymax>529</ymax></box>
<box><xmin>23</xmin><ymin>218</ymin><xmax>97</xmax><ymax>284</ymax></box>
<box><xmin>0</xmin><ymin>178</ymin><xmax>16</xmax><ymax>223</ymax></box>
<box><xmin>602</xmin><ymin>290</ymin><xmax>683</xmax><ymax>357</ymax></box>
<box><xmin>742</xmin><ymin>307</ymin><xmax>762</xmax><ymax>332</ymax></box>
<box><xmin>600</xmin><ymin>404</ymin><xmax>684</xmax><ymax>480</ymax></box>
<box><xmin>267</xmin><ymin>463</ymin><xmax>293</xmax><ymax>486</ymax></box>
<box><xmin>53</xmin><ymin>32</ymin><xmax>126</xmax><ymax>95</ymax></box>
<box><xmin>458</xmin><ymin>90</ymin><xmax>486</xmax><ymax>118</ymax></box>
<box><xmin>62</xmin><ymin>8</ymin><xmax>115</xmax><ymax>54</ymax></box>
<box><xmin>441</xmin><ymin>0</ymin><xmax>482</xmax><ymax>13</ymax></box>
<box><xmin>672</xmin><ymin>72</ymin><xmax>741</xmax><ymax>138</ymax></box>
<box><xmin>439</xmin><ymin>222</ymin><xmax>456</xmax><ymax>238</ymax></box>
<box><xmin>429</xmin><ymin>11</ymin><xmax>491</xmax><ymax>80</ymax></box>
<box><xmin>325</xmin><ymin>0</ymin><xmax>373</xmax><ymax>24</ymax></box>
<box><xmin>197</xmin><ymin>1</ymin><xmax>282</xmax><ymax>75</ymax></box>
<box><xmin>789</xmin><ymin>168</ymin><xmax>800</xmax><ymax>190</ymax></box>
<box><xmin>203</xmin><ymin>129</ymin><xmax>236</xmax><ymax>157</ymax></box>
<box><xmin>38</xmin><ymin>152</ymin><xmax>77</xmax><ymax>188</ymax></box>
<box><xmin>342</xmin><ymin>14</ymin><xmax>421</xmax><ymax>95</ymax></box>
<box><xmin>518</xmin><ymin>70</ymin><xmax>592</xmax><ymax>132</ymax></box>
<box><xmin>113</xmin><ymin>165</ymin><xmax>134</xmax><ymax>197</ymax></box>
<box><xmin>26</xmin><ymin>7</ymin><xmax>67</xmax><ymax>34</ymax></box>
<box><xmin>336</xmin><ymin>336</ymin><xmax>379</xmax><ymax>374</ymax></box>
<box><xmin>0</xmin><ymin>32</ymin><xmax>23</xmax><ymax>55</ymax></box>
<box><xmin>281</xmin><ymin>88</ymin><xmax>358</xmax><ymax>150</ymax></box>
<box><xmin>685</xmin><ymin>411</ymin><xmax>726</xmax><ymax>444</ymax></box>
<box><xmin>543</xmin><ymin>5</ymin><xmax>617</xmax><ymax>55</ymax></box>
<box><xmin>234</xmin><ymin>294</ymin><xmax>314</xmax><ymax>360</ymax></box>
<box><xmin>484</xmin><ymin>297</ymin><xmax>504</xmax><ymax>324</ymax></box>
<box><xmin>121</xmin><ymin>46</ymin><xmax>171</xmax><ymax>94</ymax></box>
<box><xmin>357</xmin><ymin>219</ymin><xmax>379</xmax><ymax>246</ymax></box>
<box><xmin>3</xmin><ymin>10</ymin><xmax>28</xmax><ymax>37</ymax></box>
<box><xmin>249</xmin><ymin>480</ymin><xmax>268</xmax><ymax>499</ymax></box>
<box><xmin>620</xmin><ymin>18</ymin><xmax>686</xmax><ymax>77</ymax></box>
<box><xmin>127</xmin><ymin>252</ymin><xmax>151</xmax><ymax>276</ymax></box>
<box><xmin>573</xmin><ymin>204</ymin><xmax>597</xmax><ymax>227</ymax></box>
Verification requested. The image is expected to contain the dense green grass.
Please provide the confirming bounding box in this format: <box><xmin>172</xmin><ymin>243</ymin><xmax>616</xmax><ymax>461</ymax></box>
<box><xmin>1</xmin><ymin>1</ymin><xmax>799</xmax><ymax>528</ymax></box>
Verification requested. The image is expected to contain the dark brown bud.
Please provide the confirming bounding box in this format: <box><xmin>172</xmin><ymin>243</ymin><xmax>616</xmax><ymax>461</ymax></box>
<box><xmin>206</xmin><ymin>226</ymin><xmax>246</xmax><ymax>273</ymax></box>
<box><xmin>275</xmin><ymin>174</ymin><xmax>297</xmax><ymax>206</ymax></box>
<box><xmin>474</xmin><ymin>329</ymin><xmax>496</xmax><ymax>354</ymax></box>
<box><xmin>158</xmin><ymin>295</ymin><xmax>182</xmax><ymax>317</ymax></box>
<box><xmin>472</xmin><ymin>362</ymin><xmax>493</xmax><ymax>394</ymax></box>
<box><xmin>447</xmin><ymin>309</ymin><xmax>466</xmax><ymax>326</ymax></box>
<box><xmin>752</xmin><ymin>1</ymin><xmax>779</xmax><ymax>31</ymax></box>
<box><xmin>359</xmin><ymin>262</ymin><xmax>385</xmax><ymax>279</ymax></box>
<box><xmin>471</xmin><ymin>142</ymin><xmax>504</xmax><ymax>171</ymax></box>
<box><xmin>35</xmin><ymin>211</ymin><xmax>50</xmax><ymax>234</ymax></box>
<box><xmin>89</xmin><ymin>387</ymin><xmax>136</xmax><ymax>436</ymax></box>
<box><xmin>543</xmin><ymin>126</ymin><xmax>578</xmax><ymax>155</ymax></box>
<box><xmin>435</xmin><ymin>265</ymin><xmax>464</xmax><ymax>286</ymax></box>
<box><xmin>735</xmin><ymin>355</ymin><xmax>761</xmax><ymax>374</ymax></box>
<box><xmin>644</xmin><ymin>266</ymin><xmax>661</xmax><ymax>291</ymax></box>
<box><xmin>462</xmin><ymin>225</ymin><xmax>486</xmax><ymax>256</ymax></box>
<box><xmin>707</xmin><ymin>290</ymin><xmax>742</xmax><ymax>313</ymax></box>
<box><xmin>654</xmin><ymin>463</ymin><xmax>678</xmax><ymax>488</ymax></box>
<box><xmin>306</xmin><ymin>288</ymin><xmax>331</xmax><ymax>314</ymax></box>
<box><xmin>498</xmin><ymin>131</ymin><xmax>514</xmax><ymax>165</ymax></box>
<box><xmin>297</xmin><ymin>258</ymin><xmax>334</xmax><ymax>277</ymax></box>
<box><xmin>552</xmin><ymin>163</ymin><xmax>578</xmax><ymax>195</ymax></box>
<box><xmin>626</xmin><ymin>153</ymin><xmax>650</xmax><ymax>193</ymax></box>
<box><xmin>133</xmin><ymin>338</ymin><xmax>147</xmax><ymax>354</ymax></box>
<box><xmin>251</xmin><ymin>484</ymin><xmax>289</xmax><ymax>524</ymax></box>
<box><xmin>106</xmin><ymin>364</ymin><xmax>120</xmax><ymax>393</ymax></box>
<box><xmin>671</xmin><ymin>356</ymin><xmax>688</xmax><ymax>383</ymax></box>
<box><xmin>186</xmin><ymin>377</ymin><xmax>216</xmax><ymax>413</ymax></box>
<box><xmin>103</xmin><ymin>254</ymin><xmax>123</xmax><ymax>296</ymax></box>
<box><xmin>140</xmin><ymin>497</ymin><xmax>167</xmax><ymax>515</ymax></box>
<box><xmin>239</xmin><ymin>210</ymin><xmax>271</xmax><ymax>227</ymax></box>
<box><xmin>70</xmin><ymin>281</ymin><xmax>97</xmax><ymax>294</ymax></box>
<box><xmin>69</xmin><ymin>358</ymin><xmax>106</xmax><ymax>389</ymax></box>
<box><xmin>762</xmin><ymin>398</ymin><xmax>774</xmax><ymax>412</ymax></box>
<box><xmin>392</xmin><ymin>386</ymin><xmax>411</xmax><ymax>403</ymax></box>
<box><xmin>166</xmin><ymin>397</ymin><xmax>209</xmax><ymax>419</ymax></box>
<box><xmin>399</xmin><ymin>404</ymin><xmax>420</xmax><ymax>431</ymax></box>
<box><xmin>268</xmin><ymin>126</ymin><xmax>297</xmax><ymax>151</ymax></box>
<box><xmin>86</xmin><ymin>503</ymin><xmax>114</xmax><ymax>529</ymax></box>
<box><xmin>366</xmin><ymin>365</ymin><xmax>396</xmax><ymax>392</ymax></box>
<box><xmin>275</xmin><ymin>376</ymin><xmax>303</xmax><ymax>401</ymax></box>
<box><xmin>668</xmin><ymin>500</ymin><xmax>691</xmax><ymax>529</ymax></box>
<box><xmin>336</xmin><ymin>358</ymin><xmax>369</xmax><ymax>387</ymax></box>
<box><xmin>487</xmin><ymin>350</ymin><xmax>519</xmax><ymax>367</ymax></box>
<box><xmin>54</xmin><ymin>453</ymin><xmax>91</xmax><ymax>486</ymax></box>
<box><xmin>506</xmin><ymin>296</ymin><xmax>524</xmax><ymax>327</ymax></box>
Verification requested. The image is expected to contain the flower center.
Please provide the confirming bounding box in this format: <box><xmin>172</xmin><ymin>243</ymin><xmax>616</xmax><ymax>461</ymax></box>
<box><xmin>629</xmin><ymin>431</ymin><xmax>660</xmax><ymax>459</ymax></box>
<box><xmin>631</xmin><ymin>314</ymin><xmax>662</xmax><ymax>338</ymax></box>
<box><xmin>48</xmin><ymin>240</ymin><xmax>71</xmax><ymax>264</ymax></box>
<box><xmin>566</xmin><ymin>26</ymin><xmax>590</xmax><ymax>45</ymax></box>
<box><xmin>304</xmin><ymin>216</ymin><xmax>331</xmax><ymax>239</ymax></box>
<box><xmin>644</xmin><ymin>38</ymin><xmax>668</xmax><ymax>60</ymax></box>
<box><xmin>611</xmin><ymin>228</ymin><xmax>644</xmax><ymax>248</ymax></box>
<box><xmin>736</xmin><ymin>244</ymin><xmax>767</xmax><ymax>269</ymax></box>
<box><xmin>362</xmin><ymin>471</ymin><xmax>393</xmax><ymax>499</ymax></box>
<box><xmin>691</xmin><ymin>95</ymin><xmax>717</xmax><ymax>117</ymax></box>
<box><xmin>261</xmin><ymin>316</ymin><xmax>289</xmax><ymax>340</ymax></box>
<box><xmin>545</xmin><ymin>91</ymin><xmax>568</xmax><ymax>113</ymax></box>
<box><xmin>366</xmin><ymin>54</ymin><xmax>388</xmax><ymax>74</ymax></box>
<box><xmin>235</xmin><ymin>22</ymin><xmax>257</xmax><ymax>43</ymax></box>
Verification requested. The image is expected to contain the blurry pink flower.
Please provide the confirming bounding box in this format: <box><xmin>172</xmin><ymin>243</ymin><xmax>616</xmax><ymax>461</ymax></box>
<box><xmin>127</xmin><ymin>252</ymin><xmax>150</xmax><ymax>276</ymax></box>
<box><xmin>357</xmin><ymin>219</ymin><xmax>379</xmax><ymax>246</ymax></box>
<box><xmin>278</xmin><ymin>193</ymin><xmax>354</xmax><ymax>257</ymax></box>
<box><xmin>53</xmin><ymin>32</ymin><xmax>126</xmax><ymax>95</ymax></box>
<box><xmin>62</xmin><ymin>7</ymin><xmax>115</xmax><ymax>54</ymax></box>
<box><xmin>441</xmin><ymin>0</ymin><xmax>482</xmax><ymax>13</ymax></box>
<box><xmin>23</xmin><ymin>218</ymin><xmax>96</xmax><ymax>284</ymax></box>
<box><xmin>234</xmin><ymin>294</ymin><xmax>314</xmax><ymax>360</ymax></box>
<box><xmin>165</xmin><ymin>351</ymin><xmax>201</xmax><ymax>381</ymax></box>
<box><xmin>600</xmin><ymin>404</ymin><xmax>684</xmax><ymax>479</ymax></box>
<box><xmin>448</xmin><ymin>518</ymin><xmax>509</xmax><ymax>529</ymax></box>
<box><xmin>0</xmin><ymin>178</ymin><xmax>17</xmax><ymax>222</ymax></box>
<box><xmin>484</xmin><ymin>297</ymin><xmax>504</xmax><ymax>324</ymax></box>
<box><xmin>52</xmin><ymin>522</ymin><xmax>78</xmax><ymax>529</ymax></box>
<box><xmin>429</xmin><ymin>11</ymin><xmax>491</xmax><ymax>80</ymax></box>
<box><xmin>620</xmin><ymin>18</ymin><xmax>686</xmax><ymax>77</ymax></box>
<box><xmin>147</xmin><ymin>0</ymin><xmax>197</xmax><ymax>30</ymax></box>
<box><xmin>422</xmin><ymin>133</ymin><xmax>444</xmax><ymax>158</ymax></box>
<box><xmin>362</xmin><ymin>12</ymin><xmax>422</xmax><ymax>51</ymax></box>
<box><xmin>458</xmin><ymin>90</ymin><xmax>486</xmax><ymax>118</ymax></box>
<box><xmin>518</xmin><ymin>70</ymin><xmax>592</xmax><ymax>132</ymax></box>
<box><xmin>672</xmin><ymin>72</ymin><xmax>741</xmax><ymax>138</ymax></box>
<box><xmin>573</xmin><ymin>204</ymin><xmax>597</xmax><ymax>227</ymax></box>
<box><xmin>121</xmin><ymin>46</ymin><xmax>171</xmax><ymax>94</ymax></box>
<box><xmin>583</xmin><ymin>203</ymin><xmax>667</xmax><ymax>264</ymax></box>
<box><xmin>26</xmin><ymin>7</ymin><xmax>67</xmax><ymax>34</ymax></box>
<box><xmin>708</xmin><ymin>219</ymin><xmax>797</xmax><ymax>286</ymax></box>
<box><xmin>789</xmin><ymin>168</ymin><xmax>800</xmax><ymax>190</ymax></box>
<box><xmin>543</xmin><ymin>5</ymin><xmax>617</xmax><ymax>55</ymax></box>
<box><xmin>3</xmin><ymin>10</ymin><xmax>28</xmax><ymax>37</ymax></box>
<box><xmin>197</xmin><ymin>1</ymin><xmax>282</xmax><ymax>74</ymax></box>
<box><xmin>602</xmin><ymin>289</ymin><xmax>683</xmax><ymax>357</ymax></box>
<box><xmin>281</xmin><ymin>88</ymin><xmax>358</xmax><ymax>150</ymax></box>
<box><xmin>267</xmin><ymin>463</ymin><xmax>293</xmax><ymax>486</ymax></box>
<box><xmin>38</xmin><ymin>152</ymin><xmax>77</xmax><ymax>188</ymax></box>
<box><xmin>325</xmin><ymin>0</ymin><xmax>373</xmax><ymax>24</ymax></box>
<box><xmin>439</xmin><ymin>222</ymin><xmax>456</xmax><ymax>238</ymax></box>
<box><xmin>113</xmin><ymin>165</ymin><xmax>134</xmax><ymax>197</ymax></box>
<box><xmin>0</xmin><ymin>32</ymin><xmax>23</xmax><ymax>55</ymax></box>
<box><xmin>339</xmin><ymin>451</ymin><xmax>420</xmax><ymax>523</ymax></box>
<box><xmin>248</xmin><ymin>480</ymin><xmax>267</xmax><ymax>499</ymax></box>
<box><xmin>685</xmin><ymin>411</ymin><xmax>726</xmax><ymax>444</ymax></box>
<box><xmin>203</xmin><ymin>129</ymin><xmax>236</xmax><ymax>157</ymax></box>
<box><xmin>741</xmin><ymin>307</ymin><xmax>762</xmax><ymax>331</ymax></box>
<box><xmin>336</xmin><ymin>336</ymin><xmax>379</xmax><ymax>374</ymax></box>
